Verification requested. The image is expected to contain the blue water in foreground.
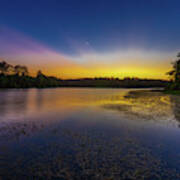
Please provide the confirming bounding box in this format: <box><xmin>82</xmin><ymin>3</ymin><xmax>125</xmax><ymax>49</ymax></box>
<box><xmin>0</xmin><ymin>88</ymin><xmax>180</xmax><ymax>179</ymax></box>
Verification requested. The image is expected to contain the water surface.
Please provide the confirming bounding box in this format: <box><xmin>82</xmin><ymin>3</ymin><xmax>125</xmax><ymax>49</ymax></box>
<box><xmin>0</xmin><ymin>88</ymin><xmax>180</xmax><ymax>179</ymax></box>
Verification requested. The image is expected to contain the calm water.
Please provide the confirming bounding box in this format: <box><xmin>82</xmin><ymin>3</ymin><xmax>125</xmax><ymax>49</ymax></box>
<box><xmin>0</xmin><ymin>88</ymin><xmax>180</xmax><ymax>179</ymax></box>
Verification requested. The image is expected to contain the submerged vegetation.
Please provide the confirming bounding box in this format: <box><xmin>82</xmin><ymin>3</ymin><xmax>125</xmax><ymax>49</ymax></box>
<box><xmin>0</xmin><ymin>61</ymin><xmax>168</xmax><ymax>88</ymax></box>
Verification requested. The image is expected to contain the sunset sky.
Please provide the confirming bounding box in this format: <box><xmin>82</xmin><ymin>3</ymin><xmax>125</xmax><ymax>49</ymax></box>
<box><xmin>0</xmin><ymin>0</ymin><xmax>180</xmax><ymax>79</ymax></box>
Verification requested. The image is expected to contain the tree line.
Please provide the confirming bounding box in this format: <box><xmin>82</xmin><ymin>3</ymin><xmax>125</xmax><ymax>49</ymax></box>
<box><xmin>0</xmin><ymin>61</ymin><xmax>61</xmax><ymax>88</ymax></box>
<box><xmin>0</xmin><ymin>60</ymin><xmax>172</xmax><ymax>88</ymax></box>
<box><xmin>166</xmin><ymin>52</ymin><xmax>180</xmax><ymax>90</ymax></box>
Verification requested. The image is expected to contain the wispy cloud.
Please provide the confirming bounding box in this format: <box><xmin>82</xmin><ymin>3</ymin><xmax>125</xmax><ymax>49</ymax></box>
<box><xmin>0</xmin><ymin>26</ymin><xmax>176</xmax><ymax>79</ymax></box>
<box><xmin>0</xmin><ymin>27</ymin><xmax>87</xmax><ymax>76</ymax></box>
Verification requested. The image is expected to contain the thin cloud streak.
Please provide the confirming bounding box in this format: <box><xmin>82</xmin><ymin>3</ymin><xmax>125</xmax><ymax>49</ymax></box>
<box><xmin>0</xmin><ymin>27</ymin><xmax>176</xmax><ymax>79</ymax></box>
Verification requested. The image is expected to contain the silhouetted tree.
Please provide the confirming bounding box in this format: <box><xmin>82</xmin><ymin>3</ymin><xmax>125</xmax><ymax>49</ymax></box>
<box><xmin>0</xmin><ymin>61</ymin><xmax>14</xmax><ymax>75</ymax></box>
<box><xmin>0</xmin><ymin>61</ymin><xmax>6</xmax><ymax>74</ymax></box>
<box><xmin>15</xmin><ymin>65</ymin><xmax>28</xmax><ymax>76</ymax></box>
<box><xmin>37</xmin><ymin>70</ymin><xmax>44</xmax><ymax>78</ymax></box>
<box><xmin>0</xmin><ymin>61</ymin><xmax>29</xmax><ymax>76</ymax></box>
<box><xmin>0</xmin><ymin>61</ymin><xmax>169</xmax><ymax>89</ymax></box>
<box><xmin>167</xmin><ymin>52</ymin><xmax>180</xmax><ymax>82</ymax></box>
<box><xmin>166</xmin><ymin>52</ymin><xmax>180</xmax><ymax>90</ymax></box>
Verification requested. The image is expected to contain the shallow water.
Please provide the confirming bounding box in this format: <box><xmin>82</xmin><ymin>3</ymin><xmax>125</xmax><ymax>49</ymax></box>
<box><xmin>0</xmin><ymin>88</ymin><xmax>180</xmax><ymax>179</ymax></box>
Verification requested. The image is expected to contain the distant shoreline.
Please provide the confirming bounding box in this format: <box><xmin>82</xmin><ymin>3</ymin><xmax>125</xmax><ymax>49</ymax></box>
<box><xmin>0</xmin><ymin>74</ymin><xmax>169</xmax><ymax>89</ymax></box>
<box><xmin>0</xmin><ymin>61</ymin><xmax>170</xmax><ymax>89</ymax></box>
<box><xmin>163</xmin><ymin>90</ymin><xmax>180</xmax><ymax>95</ymax></box>
<box><xmin>147</xmin><ymin>89</ymin><xmax>180</xmax><ymax>96</ymax></box>
<box><xmin>0</xmin><ymin>86</ymin><xmax>165</xmax><ymax>90</ymax></box>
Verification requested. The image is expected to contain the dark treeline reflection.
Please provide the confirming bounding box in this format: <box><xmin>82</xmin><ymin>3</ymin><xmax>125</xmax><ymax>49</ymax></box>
<box><xmin>170</xmin><ymin>96</ymin><xmax>180</xmax><ymax>123</ymax></box>
<box><xmin>0</xmin><ymin>89</ymin><xmax>50</xmax><ymax>119</ymax></box>
<box><xmin>0</xmin><ymin>89</ymin><xmax>29</xmax><ymax>117</ymax></box>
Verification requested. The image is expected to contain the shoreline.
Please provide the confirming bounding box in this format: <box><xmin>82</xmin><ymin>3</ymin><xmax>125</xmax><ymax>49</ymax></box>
<box><xmin>163</xmin><ymin>90</ymin><xmax>180</xmax><ymax>95</ymax></box>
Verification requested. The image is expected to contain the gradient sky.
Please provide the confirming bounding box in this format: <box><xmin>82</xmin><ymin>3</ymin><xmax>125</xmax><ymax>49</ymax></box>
<box><xmin>0</xmin><ymin>0</ymin><xmax>180</xmax><ymax>79</ymax></box>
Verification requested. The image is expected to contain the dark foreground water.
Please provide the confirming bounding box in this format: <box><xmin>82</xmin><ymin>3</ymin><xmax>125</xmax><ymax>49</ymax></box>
<box><xmin>0</xmin><ymin>88</ymin><xmax>180</xmax><ymax>179</ymax></box>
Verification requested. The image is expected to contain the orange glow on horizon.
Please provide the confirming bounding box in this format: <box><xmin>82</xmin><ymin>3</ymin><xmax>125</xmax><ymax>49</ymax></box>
<box><xmin>1</xmin><ymin>28</ymin><xmax>175</xmax><ymax>80</ymax></box>
<box><xmin>27</xmin><ymin>61</ymin><xmax>172</xmax><ymax>80</ymax></box>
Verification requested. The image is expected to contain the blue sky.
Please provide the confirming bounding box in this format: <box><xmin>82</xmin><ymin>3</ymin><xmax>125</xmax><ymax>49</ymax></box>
<box><xmin>0</xmin><ymin>0</ymin><xmax>179</xmax><ymax>78</ymax></box>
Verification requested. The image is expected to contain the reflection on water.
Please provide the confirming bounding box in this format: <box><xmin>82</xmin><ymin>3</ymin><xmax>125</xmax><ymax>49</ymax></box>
<box><xmin>170</xmin><ymin>96</ymin><xmax>180</xmax><ymax>122</ymax></box>
<box><xmin>0</xmin><ymin>88</ymin><xmax>180</xmax><ymax>179</ymax></box>
<box><xmin>103</xmin><ymin>90</ymin><xmax>179</xmax><ymax>126</ymax></box>
<box><xmin>0</xmin><ymin>89</ymin><xmax>29</xmax><ymax>119</ymax></box>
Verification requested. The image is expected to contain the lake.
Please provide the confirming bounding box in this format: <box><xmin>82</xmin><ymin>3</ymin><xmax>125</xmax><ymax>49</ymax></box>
<box><xmin>0</xmin><ymin>88</ymin><xmax>180</xmax><ymax>179</ymax></box>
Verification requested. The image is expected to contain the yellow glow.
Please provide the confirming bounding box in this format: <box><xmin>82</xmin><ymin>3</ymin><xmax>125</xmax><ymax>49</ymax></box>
<box><xmin>1</xmin><ymin>28</ymin><xmax>176</xmax><ymax>80</ymax></box>
<box><xmin>28</xmin><ymin>60</ymin><xmax>172</xmax><ymax>80</ymax></box>
<box><xmin>28</xmin><ymin>50</ymin><xmax>172</xmax><ymax>80</ymax></box>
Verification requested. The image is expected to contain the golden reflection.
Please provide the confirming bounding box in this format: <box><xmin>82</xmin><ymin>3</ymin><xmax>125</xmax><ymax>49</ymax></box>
<box><xmin>0</xmin><ymin>88</ymin><xmax>179</xmax><ymax>127</ymax></box>
<box><xmin>0</xmin><ymin>88</ymin><xmax>180</xmax><ymax>141</ymax></box>
<box><xmin>102</xmin><ymin>90</ymin><xmax>179</xmax><ymax>125</ymax></box>
<box><xmin>170</xmin><ymin>96</ymin><xmax>180</xmax><ymax>123</ymax></box>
